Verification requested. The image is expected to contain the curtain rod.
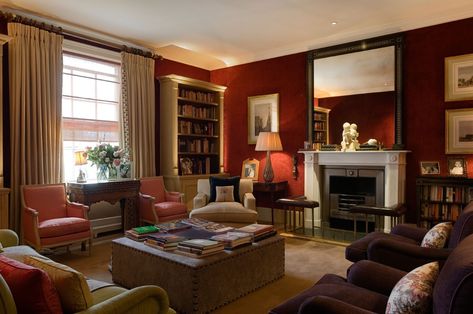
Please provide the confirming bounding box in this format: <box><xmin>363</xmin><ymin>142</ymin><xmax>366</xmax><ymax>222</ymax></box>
<box><xmin>0</xmin><ymin>10</ymin><xmax>162</xmax><ymax>60</ymax></box>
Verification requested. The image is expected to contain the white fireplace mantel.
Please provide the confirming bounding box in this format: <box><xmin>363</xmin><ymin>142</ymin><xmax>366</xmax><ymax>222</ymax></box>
<box><xmin>299</xmin><ymin>150</ymin><xmax>409</xmax><ymax>232</ymax></box>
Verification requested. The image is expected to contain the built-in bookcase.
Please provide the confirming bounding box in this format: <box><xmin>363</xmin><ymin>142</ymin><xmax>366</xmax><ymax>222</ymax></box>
<box><xmin>416</xmin><ymin>176</ymin><xmax>473</xmax><ymax>228</ymax></box>
<box><xmin>312</xmin><ymin>107</ymin><xmax>330</xmax><ymax>150</ymax></box>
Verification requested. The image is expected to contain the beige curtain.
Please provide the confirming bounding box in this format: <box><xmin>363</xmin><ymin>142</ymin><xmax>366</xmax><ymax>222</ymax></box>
<box><xmin>8</xmin><ymin>23</ymin><xmax>63</xmax><ymax>232</ymax></box>
<box><xmin>121</xmin><ymin>52</ymin><xmax>156</xmax><ymax>178</ymax></box>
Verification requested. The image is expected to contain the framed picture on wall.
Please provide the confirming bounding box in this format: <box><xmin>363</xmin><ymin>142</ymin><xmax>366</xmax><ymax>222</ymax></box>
<box><xmin>241</xmin><ymin>158</ymin><xmax>259</xmax><ymax>181</ymax></box>
<box><xmin>445</xmin><ymin>108</ymin><xmax>473</xmax><ymax>154</ymax></box>
<box><xmin>447</xmin><ymin>157</ymin><xmax>467</xmax><ymax>177</ymax></box>
<box><xmin>247</xmin><ymin>93</ymin><xmax>279</xmax><ymax>144</ymax></box>
<box><xmin>445</xmin><ymin>53</ymin><xmax>473</xmax><ymax>101</ymax></box>
<box><xmin>420</xmin><ymin>161</ymin><xmax>440</xmax><ymax>176</ymax></box>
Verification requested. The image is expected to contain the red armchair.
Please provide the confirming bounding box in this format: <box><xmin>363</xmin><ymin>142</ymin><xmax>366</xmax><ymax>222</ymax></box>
<box><xmin>21</xmin><ymin>183</ymin><xmax>92</xmax><ymax>254</ymax></box>
<box><xmin>139</xmin><ymin>176</ymin><xmax>188</xmax><ymax>225</ymax></box>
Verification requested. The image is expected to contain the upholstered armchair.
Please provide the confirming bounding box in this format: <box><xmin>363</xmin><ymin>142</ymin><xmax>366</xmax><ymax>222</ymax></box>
<box><xmin>138</xmin><ymin>176</ymin><xmax>188</xmax><ymax>225</ymax></box>
<box><xmin>21</xmin><ymin>183</ymin><xmax>92</xmax><ymax>253</ymax></box>
<box><xmin>270</xmin><ymin>233</ymin><xmax>473</xmax><ymax>314</ymax></box>
<box><xmin>345</xmin><ymin>201</ymin><xmax>473</xmax><ymax>272</ymax></box>
<box><xmin>190</xmin><ymin>177</ymin><xmax>257</xmax><ymax>224</ymax></box>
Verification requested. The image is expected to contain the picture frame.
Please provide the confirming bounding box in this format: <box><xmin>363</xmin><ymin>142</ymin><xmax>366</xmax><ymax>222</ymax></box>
<box><xmin>447</xmin><ymin>157</ymin><xmax>467</xmax><ymax>177</ymax></box>
<box><xmin>445</xmin><ymin>53</ymin><xmax>473</xmax><ymax>101</ymax></box>
<box><xmin>241</xmin><ymin>158</ymin><xmax>259</xmax><ymax>181</ymax></box>
<box><xmin>445</xmin><ymin>108</ymin><xmax>473</xmax><ymax>154</ymax></box>
<box><xmin>420</xmin><ymin>161</ymin><xmax>440</xmax><ymax>176</ymax></box>
<box><xmin>179</xmin><ymin>157</ymin><xmax>193</xmax><ymax>175</ymax></box>
<box><xmin>247</xmin><ymin>93</ymin><xmax>279</xmax><ymax>144</ymax></box>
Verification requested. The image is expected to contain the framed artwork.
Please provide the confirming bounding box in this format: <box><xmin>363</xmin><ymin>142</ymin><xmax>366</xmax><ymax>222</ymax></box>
<box><xmin>445</xmin><ymin>53</ymin><xmax>473</xmax><ymax>101</ymax></box>
<box><xmin>447</xmin><ymin>157</ymin><xmax>467</xmax><ymax>177</ymax></box>
<box><xmin>179</xmin><ymin>157</ymin><xmax>193</xmax><ymax>175</ymax></box>
<box><xmin>241</xmin><ymin>158</ymin><xmax>259</xmax><ymax>181</ymax></box>
<box><xmin>445</xmin><ymin>108</ymin><xmax>473</xmax><ymax>154</ymax></box>
<box><xmin>420</xmin><ymin>161</ymin><xmax>440</xmax><ymax>176</ymax></box>
<box><xmin>247</xmin><ymin>93</ymin><xmax>279</xmax><ymax>144</ymax></box>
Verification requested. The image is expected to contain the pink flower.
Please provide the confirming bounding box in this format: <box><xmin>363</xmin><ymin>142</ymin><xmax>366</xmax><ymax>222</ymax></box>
<box><xmin>113</xmin><ymin>159</ymin><xmax>121</xmax><ymax>166</ymax></box>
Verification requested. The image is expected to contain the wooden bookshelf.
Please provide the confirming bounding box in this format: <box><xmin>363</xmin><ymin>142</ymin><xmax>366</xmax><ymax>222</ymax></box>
<box><xmin>416</xmin><ymin>176</ymin><xmax>473</xmax><ymax>228</ymax></box>
<box><xmin>312</xmin><ymin>106</ymin><xmax>330</xmax><ymax>150</ymax></box>
<box><xmin>158</xmin><ymin>74</ymin><xmax>227</xmax><ymax>209</ymax></box>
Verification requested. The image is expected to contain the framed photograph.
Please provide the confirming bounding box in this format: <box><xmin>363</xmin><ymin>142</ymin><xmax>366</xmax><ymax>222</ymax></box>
<box><xmin>445</xmin><ymin>108</ymin><xmax>473</xmax><ymax>154</ymax></box>
<box><xmin>247</xmin><ymin>93</ymin><xmax>279</xmax><ymax>144</ymax></box>
<box><xmin>241</xmin><ymin>158</ymin><xmax>259</xmax><ymax>181</ymax></box>
<box><xmin>447</xmin><ymin>157</ymin><xmax>467</xmax><ymax>177</ymax></box>
<box><xmin>420</xmin><ymin>161</ymin><xmax>440</xmax><ymax>176</ymax></box>
<box><xmin>445</xmin><ymin>53</ymin><xmax>473</xmax><ymax>101</ymax></box>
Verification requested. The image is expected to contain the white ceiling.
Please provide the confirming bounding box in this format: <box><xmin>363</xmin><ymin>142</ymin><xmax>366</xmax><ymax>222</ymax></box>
<box><xmin>1</xmin><ymin>0</ymin><xmax>473</xmax><ymax>70</ymax></box>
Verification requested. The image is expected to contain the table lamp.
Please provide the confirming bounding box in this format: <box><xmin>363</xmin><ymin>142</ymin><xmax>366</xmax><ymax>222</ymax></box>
<box><xmin>74</xmin><ymin>151</ymin><xmax>87</xmax><ymax>183</ymax></box>
<box><xmin>255</xmin><ymin>132</ymin><xmax>283</xmax><ymax>183</ymax></box>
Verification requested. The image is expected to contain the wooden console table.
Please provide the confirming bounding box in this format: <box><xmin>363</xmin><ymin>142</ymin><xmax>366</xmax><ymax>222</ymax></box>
<box><xmin>67</xmin><ymin>179</ymin><xmax>140</xmax><ymax>230</ymax></box>
<box><xmin>253</xmin><ymin>181</ymin><xmax>288</xmax><ymax>225</ymax></box>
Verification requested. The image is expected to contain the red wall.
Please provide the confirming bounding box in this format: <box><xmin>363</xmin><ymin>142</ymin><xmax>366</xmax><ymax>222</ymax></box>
<box><xmin>210</xmin><ymin>53</ymin><xmax>307</xmax><ymax>196</ymax></box>
<box><xmin>403</xmin><ymin>17</ymin><xmax>473</xmax><ymax>221</ymax></box>
<box><xmin>155</xmin><ymin>58</ymin><xmax>210</xmax><ymax>81</ymax></box>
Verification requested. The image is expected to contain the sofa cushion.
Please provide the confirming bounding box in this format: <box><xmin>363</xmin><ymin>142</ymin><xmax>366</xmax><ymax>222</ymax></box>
<box><xmin>421</xmin><ymin>222</ymin><xmax>452</xmax><ymax>248</ymax></box>
<box><xmin>24</xmin><ymin>255</ymin><xmax>93</xmax><ymax>313</ymax></box>
<box><xmin>0</xmin><ymin>255</ymin><xmax>62</xmax><ymax>314</ymax></box>
<box><xmin>215</xmin><ymin>186</ymin><xmax>235</xmax><ymax>202</ymax></box>
<box><xmin>386</xmin><ymin>261</ymin><xmax>439</xmax><ymax>314</ymax></box>
<box><xmin>154</xmin><ymin>202</ymin><xmax>188</xmax><ymax>217</ymax></box>
<box><xmin>190</xmin><ymin>202</ymin><xmax>257</xmax><ymax>223</ymax></box>
<box><xmin>38</xmin><ymin>217</ymin><xmax>91</xmax><ymax>238</ymax></box>
<box><xmin>1</xmin><ymin>245</ymin><xmax>43</xmax><ymax>262</ymax></box>
<box><xmin>209</xmin><ymin>176</ymin><xmax>240</xmax><ymax>203</ymax></box>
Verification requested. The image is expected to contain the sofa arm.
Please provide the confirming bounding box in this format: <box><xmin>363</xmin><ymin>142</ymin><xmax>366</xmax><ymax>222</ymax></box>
<box><xmin>66</xmin><ymin>201</ymin><xmax>89</xmax><ymax>219</ymax></box>
<box><xmin>299</xmin><ymin>296</ymin><xmax>376</xmax><ymax>314</ymax></box>
<box><xmin>77</xmin><ymin>285</ymin><xmax>171</xmax><ymax>314</ymax></box>
<box><xmin>0</xmin><ymin>230</ymin><xmax>19</xmax><ymax>248</ymax></box>
<box><xmin>390</xmin><ymin>224</ymin><xmax>427</xmax><ymax>243</ymax></box>
<box><xmin>165</xmin><ymin>191</ymin><xmax>184</xmax><ymax>203</ymax></box>
<box><xmin>367</xmin><ymin>238</ymin><xmax>452</xmax><ymax>272</ymax></box>
<box><xmin>193</xmin><ymin>192</ymin><xmax>207</xmax><ymax>209</ymax></box>
<box><xmin>22</xmin><ymin>207</ymin><xmax>40</xmax><ymax>246</ymax></box>
<box><xmin>347</xmin><ymin>260</ymin><xmax>406</xmax><ymax>296</ymax></box>
<box><xmin>243</xmin><ymin>193</ymin><xmax>256</xmax><ymax>210</ymax></box>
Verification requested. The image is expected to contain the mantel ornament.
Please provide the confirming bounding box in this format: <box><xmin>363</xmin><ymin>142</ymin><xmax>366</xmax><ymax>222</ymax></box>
<box><xmin>341</xmin><ymin>122</ymin><xmax>360</xmax><ymax>152</ymax></box>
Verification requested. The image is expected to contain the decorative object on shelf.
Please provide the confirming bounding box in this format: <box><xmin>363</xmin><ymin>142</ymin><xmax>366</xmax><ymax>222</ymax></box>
<box><xmin>340</xmin><ymin>122</ymin><xmax>360</xmax><ymax>152</ymax></box>
<box><xmin>85</xmin><ymin>143</ymin><xmax>126</xmax><ymax>181</ymax></box>
<box><xmin>255</xmin><ymin>132</ymin><xmax>283</xmax><ymax>183</ymax></box>
<box><xmin>248</xmin><ymin>93</ymin><xmax>279</xmax><ymax>144</ymax></box>
<box><xmin>420</xmin><ymin>161</ymin><xmax>441</xmax><ymax>176</ymax></box>
<box><xmin>320</xmin><ymin>144</ymin><xmax>340</xmax><ymax>151</ymax></box>
<box><xmin>74</xmin><ymin>151</ymin><xmax>87</xmax><ymax>183</ymax></box>
<box><xmin>448</xmin><ymin>157</ymin><xmax>467</xmax><ymax>177</ymax></box>
<box><xmin>445</xmin><ymin>53</ymin><xmax>473</xmax><ymax>101</ymax></box>
<box><xmin>180</xmin><ymin>157</ymin><xmax>193</xmax><ymax>175</ymax></box>
<box><xmin>445</xmin><ymin>108</ymin><xmax>473</xmax><ymax>154</ymax></box>
<box><xmin>241</xmin><ymin>158</ymin><xmax>259</xmax><ymax>181</ymax></box>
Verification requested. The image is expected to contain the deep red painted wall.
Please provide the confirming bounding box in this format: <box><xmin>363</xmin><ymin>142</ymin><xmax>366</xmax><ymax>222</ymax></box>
<box><xmin>155</xmin><ymin>58</ymin><xmax>210</xmax><ymax>81</ymax></box>
<box><xmin>210</xmin><ymin>53</ymin><xmax>307</xmax><ymax>196</ymax></box>
<box><xmin>403</xmin><ymin>17</ymin><xmax>473</xmax><ymax>221</ymax></box>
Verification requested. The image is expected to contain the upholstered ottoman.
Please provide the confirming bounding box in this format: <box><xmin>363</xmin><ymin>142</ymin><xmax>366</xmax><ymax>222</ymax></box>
<box><xmin>112</xmin><ymin>235</ymin><xmax>285</xmax><ymax>314</ymax></box>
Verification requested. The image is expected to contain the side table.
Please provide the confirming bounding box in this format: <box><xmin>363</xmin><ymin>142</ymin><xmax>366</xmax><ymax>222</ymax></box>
<box><xmin>253</xmin><ymin>181</ymin><xmax>288</xmax><ymax>225</ymax></box>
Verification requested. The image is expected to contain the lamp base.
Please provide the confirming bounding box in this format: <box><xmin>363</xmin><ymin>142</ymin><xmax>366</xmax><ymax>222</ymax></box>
<box><xmin>77</xmin><ymin>169</ymin><xmax>87</xmax><ymax>183</ymax></box>
<box><xmin>263</xmin><ymin>150</ymin><xmax>274</xmax><ymax>183</ymax></box>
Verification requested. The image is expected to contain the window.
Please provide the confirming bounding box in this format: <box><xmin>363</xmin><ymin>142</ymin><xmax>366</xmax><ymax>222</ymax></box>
<box><xmin>62</xmin><ymin>50</ymin><xmax>121</xmax><ymax>182</ymax></box>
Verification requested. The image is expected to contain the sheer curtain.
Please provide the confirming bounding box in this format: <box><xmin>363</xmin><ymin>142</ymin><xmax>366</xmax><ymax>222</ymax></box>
<box><xmin>8</xmin><ymin>23</ymin><xmax>63</xmax><ymax>231</ymax></box>
<box><xmin>121</xmin><ymin>52</ymin><xmax>156</xmax><ymax>178</ymax></box>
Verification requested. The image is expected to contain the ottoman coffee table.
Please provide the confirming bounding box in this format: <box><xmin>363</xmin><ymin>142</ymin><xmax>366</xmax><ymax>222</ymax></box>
<box><xmin>112</xmin><ymin>235</ymin><xmax>285</xmax><ymax>314</ymax></box>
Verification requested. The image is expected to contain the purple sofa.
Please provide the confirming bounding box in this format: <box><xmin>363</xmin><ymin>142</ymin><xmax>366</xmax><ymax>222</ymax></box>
<box><xmin>345</xmin><ymin>201</ymin><xmax>473</xmax><ymax>271</ymax></box>
<box><xmin>269</xmin><ymin>233</ymin><xmax>473</xmax><ymax>314</ymax></box>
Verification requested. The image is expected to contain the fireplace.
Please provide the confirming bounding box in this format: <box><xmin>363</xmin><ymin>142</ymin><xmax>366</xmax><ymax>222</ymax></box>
<box><xmin>299</xmin><ymin>150</ymin><xmax>407</xmax><ymax>236</ymax></box>
<box><xmin>323</xmin><ymin>166</ymin><xmax>384</xmax><ymax>231</ymax></box>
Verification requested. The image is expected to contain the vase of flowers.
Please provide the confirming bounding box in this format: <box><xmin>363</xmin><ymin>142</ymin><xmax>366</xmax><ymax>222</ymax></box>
<box><xmin>85</xmin><ymin>143</ymin><xmax>126</xmax><ymax>181</ymax></box>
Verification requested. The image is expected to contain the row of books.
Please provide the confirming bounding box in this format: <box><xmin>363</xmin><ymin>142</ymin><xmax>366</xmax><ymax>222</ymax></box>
<box><xmin>180</xmin><ymin>217</ymin><xmax>234</xmax><ymax>234</ymax></box>
<box><xmin>176</xmin><ymin>239</ymin><xmax>224</xmax><ymax>258</ymax></box>
<box><xmin>313</xmin><ymin>113</ymin><xmax>327</xmax><ymax>121</ymax></box>
<box><xmin>178</xmin><ymin>121</ymin><xmax>216</xmax><ymax>136</ymax></box>
<box><xmin>313</xmin><ymin>121</ymin><xmax>326</xmax><ymax>130</ymax></box>
<box><xmin>178</xmin><ymin>138</ymin><xmax>216</xmax><ymax>154</ymax></box>
<box><xmin>423</xmin><ymin>185</ymin><xmax>470</xmax><ymax>203</ymax></box>
<box><xmin>179</xmin><ymin>156</ymin><xmax>213</xmax><ymax>175</ymax></box>
<box><xmin>420</xmin><ymin>203</ymin><xmax>461</xmax><ymax>221</ymax></box>
<box><xmin>178</xmin><ymin>104</ymin><xmax>217</xmax><ymax>119</ymax></box>
<box><xmin>179</xmin><ymin>89</ymin><xmax>216</xmax><ymax>104</ymax></box>
<box><xmin>313</xmin><ymin>131</ymin><xmax>326</xmax><ymax>142</ymax></box>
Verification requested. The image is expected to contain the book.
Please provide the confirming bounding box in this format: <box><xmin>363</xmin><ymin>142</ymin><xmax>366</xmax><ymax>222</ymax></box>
<box><xmin>132</xmin><ymin>225</ymin><xmax>160</xmax><ymax>234</ymax></box>
<box><xmin>210</xmin><ymin>231</ymin><xmax>253</xmax><ymax>249</ymax></box>
<box><xmin>237</xmin><ymin>224</ymin><xmax>274</xmax><ymax>236</ymax></box>
<box><xmin>177</xmin><ymin>244</ymin><xmax>224</xmax><ymax>254</ymax></box>
<box><xmin>179</xmin><ymin>218</ymin><xmax>233</xmax><ymax>234</ymax></box>
<box><xmin>146</xmin><ymin>233</ymin><xmax>186</xmax><ymax>244</ymax></box>
<box><xmin>155</xmin><ymin>222</ymin><xmax>191</xmax><ymax>233</ymax></box>
<box><xmin>144</xmin><ymin>239</ymin><xmax>178</xmax><ymax>251</ymax></box>
<box><xmin>175</xmin><ymin>248</ymin><xmax>224</xmax><ymax>259</ymax></box>
<box><xmin>125</xmin><ymin>229</ymin><xmax>155</xmax><ymax>241</ymax></box>
<box><xmin>179</xmin><ymin>239</ymin><xmax>222</xmax><ymax>250</ymax></box>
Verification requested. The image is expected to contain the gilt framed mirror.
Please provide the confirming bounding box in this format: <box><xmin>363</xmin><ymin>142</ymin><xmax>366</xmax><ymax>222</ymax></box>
<box><xmin>307</xmin><ymin>34</ymin><xmax>404</xmax><ymax>149</ymax></box>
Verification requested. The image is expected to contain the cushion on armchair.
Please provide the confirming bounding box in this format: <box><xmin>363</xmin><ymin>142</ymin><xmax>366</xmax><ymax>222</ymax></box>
<box><xmin>209</xmin><ymin>176</ymin><xmax>240</xmax><ymax>203</ymax></box>
<box><xmin>420</xmin><ymin>222</ymin><xmax>452</xmax><ymax>248</ymax></box>
<box><xmin>215</xmin><ymin>186</ymin><xmax>234</xmax><ymax>202</ymax></box>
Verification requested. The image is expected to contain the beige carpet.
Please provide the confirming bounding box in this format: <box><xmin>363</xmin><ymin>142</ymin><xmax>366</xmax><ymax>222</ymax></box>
<box><xmin>52</xmin><ymin>235</ymin><xmax>352</xmax><ymax>313</ymax></box>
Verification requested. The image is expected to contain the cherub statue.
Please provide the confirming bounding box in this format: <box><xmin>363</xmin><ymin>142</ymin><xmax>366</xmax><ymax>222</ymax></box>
<box><xmin>349</xmin><ymin>123</ymin><xmax>360</xmax><ymax>151</ymax></box>
<box><xmin>341</xmin><ymin>122</ymin><xmax>351</xmax><ymax>152</ymax></box>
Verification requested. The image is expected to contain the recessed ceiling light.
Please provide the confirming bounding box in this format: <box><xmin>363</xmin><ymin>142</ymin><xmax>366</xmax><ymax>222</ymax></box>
<box><xmin>331</xmin><ymin>21</ymin><xmax>338</xmax><ymax>25</ymax></box>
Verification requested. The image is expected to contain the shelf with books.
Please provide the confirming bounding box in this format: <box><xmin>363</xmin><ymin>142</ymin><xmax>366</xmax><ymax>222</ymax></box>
<box><xmin>312</xmin><ymin>107</ymin><xmax>330</xmax><ymax>150</ymax></box>
<box><xmin>416</xmin><ymin>176</ymin><xmax>473</xmax><ymax>228</ymax></box>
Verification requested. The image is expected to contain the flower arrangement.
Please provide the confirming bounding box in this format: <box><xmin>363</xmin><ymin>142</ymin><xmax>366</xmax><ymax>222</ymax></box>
<box><xmin>84</xmin><ymin>143</ymin><xmax>128</xmax><ymax>180</ymax></box>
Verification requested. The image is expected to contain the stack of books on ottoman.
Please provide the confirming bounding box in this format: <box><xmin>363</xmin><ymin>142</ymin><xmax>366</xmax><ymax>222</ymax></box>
<box><xmin>180</xmin><ymin>217</ymin><xmax>234</xmax><ymax>234</ymax></box>
<box><xmin>210</xmin><ymin>232</ymin><xmax>253</xmax><ymax>250</ymax></box>
<box><xmin>144</xmin><ymin>233</ymin><xmax>186</xmax><ymax>251</ymax></box>
<box><xmin>237</xmin><ymin>224</ymin><xmax>276</xmax><ymax>241</ymax></box>
<box><xmin>125</xmin><ymin>225</ymin><xmax>160</xmax><ymax>241</ymax></box>
<box><xmin>176</xmin><ymin>239</ymin><xmax>224</xmax><ymax>258</ymax></box>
